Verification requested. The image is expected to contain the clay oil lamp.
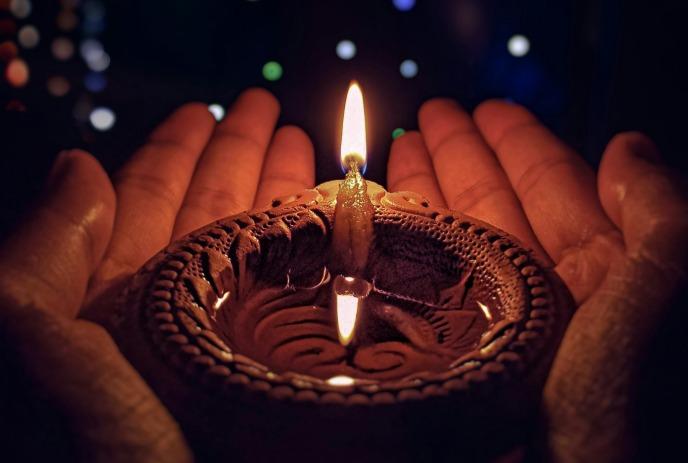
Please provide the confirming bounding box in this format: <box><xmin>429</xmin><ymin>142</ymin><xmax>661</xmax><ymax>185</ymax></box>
<box><xmin>113</xmin><ymin>82</ymin><xmax>573</xmax><ymax>462</ymax></box>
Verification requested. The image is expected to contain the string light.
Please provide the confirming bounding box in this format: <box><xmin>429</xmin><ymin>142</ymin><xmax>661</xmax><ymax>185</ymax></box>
<box><xmin>89</xmin><ymin>106</ymin><xmax>116</xmax><ymax>131</ymax></box>
<box><xmin>508</xmin><ymin>34</ymin><xmax>530</xmax><ymax>57</ymax></box>
<box><xmin>399</xmin><ymin>59</ymin><xmax>418</xmax><ymax>78</ymax></box>
<box><xmin>336</xmin><ymin>40</ymin><xmax>356</xmax><ymax>60</ymax></box>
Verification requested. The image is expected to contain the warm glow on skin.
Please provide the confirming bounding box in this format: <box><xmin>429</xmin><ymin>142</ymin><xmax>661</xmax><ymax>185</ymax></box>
<box><xmin>336</xmin><ymin>293</ymin><xmax>360</xmax><ymax>345</ymax></box>
<box><xmin>340</xmin><ymin>81</ymin><xmax>367</xmax><ymax>168</ymax></box>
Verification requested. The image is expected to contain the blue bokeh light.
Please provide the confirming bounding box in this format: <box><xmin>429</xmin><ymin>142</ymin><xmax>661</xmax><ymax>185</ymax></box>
<box><xmin>84</xmin><ymin>72</ymin><xmax>107</xmax><ymax>92</ymax></box>
<box><xmin>393</xmin><ymin>0</ymin><xmax>416</xmax><ymax>12</ymax></box>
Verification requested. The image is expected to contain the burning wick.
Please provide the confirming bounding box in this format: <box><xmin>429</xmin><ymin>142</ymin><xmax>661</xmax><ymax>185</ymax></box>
<box><xmin>331</xmin><ymin>81</ymin><xmax>374</xmax><ymax>277</ymax></box>
<box><xmin>331</xmin><ymin>81</ymin><xmax>375</xmax><ymax>346</ymax></box>
<box><xmin>333</xmin><ymin>275</ymin><xmax>372</xmax><ymax>346</ymax></box>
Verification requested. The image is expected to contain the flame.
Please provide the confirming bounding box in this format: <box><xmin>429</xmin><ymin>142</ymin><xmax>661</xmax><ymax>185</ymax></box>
<box><xmin>336</xmin><ymin>293</ymin><xmax>360</xmax><ymax>345</ymax></box>
<box><xmin>340</xmin><ymin>81</ymin><xmax>367</xmax><ymax>169</ymax></box>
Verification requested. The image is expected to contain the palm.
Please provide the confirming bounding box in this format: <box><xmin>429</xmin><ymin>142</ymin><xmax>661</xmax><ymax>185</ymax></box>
<box><xmin>386</xmin><ymin>99</ymin><xmax>687</xmax><ymax>462</ymax></box>
<box><xmin>2</xmin><ymin>92</ymin><xmax>685</xmax><ymax>463</ymax></box>
<box><xmin>0</xmin><ymin>89</ymin><xmax>317</xmax><ymax>463</ymax></box>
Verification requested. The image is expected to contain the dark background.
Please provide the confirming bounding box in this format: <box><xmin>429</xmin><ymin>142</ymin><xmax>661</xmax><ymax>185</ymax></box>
<box><xmin>1</xmin><ymin>0</ymin><xmax>687</xmax><ymax>234</ymax></box>
<box><xmin>0</xmin><ymin>1</ymin><xmax>686</xmax><ymax>461</ymax></box>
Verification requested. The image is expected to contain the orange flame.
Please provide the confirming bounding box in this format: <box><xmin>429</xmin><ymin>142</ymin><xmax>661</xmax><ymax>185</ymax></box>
<box><xmin>336</xmin><ymin>291</ymin><xmax>360</xmax><ymax>346</ymax></box>
<box><xmin>340</xmin><ymin>81</ymin><xmax>367</xmax><ymax>169</ymax></box>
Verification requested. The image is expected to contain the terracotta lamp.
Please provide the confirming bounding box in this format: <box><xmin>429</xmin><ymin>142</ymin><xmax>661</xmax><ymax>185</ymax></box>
<box><xmin>113</xmin><ymin>83</ymin><xmax>573</xmax><ymax>462</ymax></box>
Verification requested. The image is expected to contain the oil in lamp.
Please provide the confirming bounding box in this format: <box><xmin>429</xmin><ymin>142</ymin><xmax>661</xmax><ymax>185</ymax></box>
<box><xmin>112</xmin><ymin>82</ymin><xmax>573</xmax><ymax>462</ymax></box>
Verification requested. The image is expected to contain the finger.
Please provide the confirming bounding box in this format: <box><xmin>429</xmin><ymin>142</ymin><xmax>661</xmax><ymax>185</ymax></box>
<box><xmin>173</xmin><ymin>88</ymin><xmax>280</xmax><ymax>237</ymax></box>
<box><xmin>387</xmin><ymin>131</ymin><xmax>446</xmax><ymax>208</ymax></box>
<box><xmin>92</xmin><ymin>103</ymin><xmax>215</xmax><ymax>289</ymax></box>
<box><xmin>418</xmin><ymin>98</ymin><xmax>544</xmax><ymax>254</ymax></box>
<box><xmin>474</xmin><ymin>100</ymin><xmax>621</xmax><ymax>257</ymax></box>
<box><xmin>253</xmin><ymin>125</ymin><xmax>315</xmax><ymax>208</ymax></box>
<box><xmin>474</xmin><ymin>100</ymin><xmax>624</xmax><ymax>302</ymax></box>
<box><xmin>0</xmin><ymin>150</ymin><xmax>115</xmax><ymax>318</ymax></box>
<box><xmin>599</xmin><ymin>132</ymin><xmax>688</xmax><ymax>267</ymax></box>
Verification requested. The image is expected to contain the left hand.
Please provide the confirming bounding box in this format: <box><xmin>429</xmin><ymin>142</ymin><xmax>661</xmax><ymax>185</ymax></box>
<box><xmin>0</xmin><ymin>88</ymin><xmax>315</xmax><ymax>462</ymax></box>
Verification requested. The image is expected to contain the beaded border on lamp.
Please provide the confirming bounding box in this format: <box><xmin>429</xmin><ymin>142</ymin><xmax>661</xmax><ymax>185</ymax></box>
<box><xmin>117</xmin><ymin>185</ymin><xmax>567</xmax><ymax>406</ymax></box>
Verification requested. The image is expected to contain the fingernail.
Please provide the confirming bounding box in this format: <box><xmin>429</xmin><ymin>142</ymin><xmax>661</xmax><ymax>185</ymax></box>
<box><xmin>45</xmin><ymin>150</ymin><xmax>74</xmax><ymax>191</ymax></box>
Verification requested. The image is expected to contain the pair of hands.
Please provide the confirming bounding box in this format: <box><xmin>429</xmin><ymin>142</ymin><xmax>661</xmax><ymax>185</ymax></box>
<box><xmin>0</xmin><ymin>88</ymin><xmax>685</xmax><ymax>462</ymax></box>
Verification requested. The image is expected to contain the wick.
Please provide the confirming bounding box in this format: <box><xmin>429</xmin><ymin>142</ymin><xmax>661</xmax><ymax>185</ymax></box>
<box><xmin>330</xmin><ymin>154</ymin><xmax>374</xmax><ymax>277</ymax></box>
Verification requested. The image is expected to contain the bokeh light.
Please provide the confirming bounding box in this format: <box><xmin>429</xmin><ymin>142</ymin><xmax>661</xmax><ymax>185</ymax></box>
<box><xmin>89</xmin><ymin>106</ymin><xmax>116</xmax><ymax>131</ymax></box>
<box><xmin>84</xmin><ymin>72</ymin><xmax>107</xmax><ymax>92</ymax></box>
<box><xmin>508</xmin><ymin>34</ymin><xmax>530</xmax><ymax>57</ymax></box>
<box><xmin>56</xmin><ymin>10</ymin><xmax>79</xmax><ymax>31</ymax></box>
<box><xmin>0</xmin><ymin>19</ymin><xmax>17</xmax><ymax>36</ymax></box>
<box><xmin>262</xmin><ymin>61</ymin><xmax>283</xmax><ymax>81</ymax></box>
<box><xmin>0</xmin><ymin>41</ymin><xmax>18</xmax><ymax>62</ymax></box>
<box><xmin>47</xmin><ymin>76</ymin><xmax>70</xmax><ymax>97</ymax></box>
<box><xmin>9</xmin><ymin>0</ymin><xmax>31</xmax><ymax>19</ymax></box>
<box><xmin>5</xmin><ymin>58</ymin><xmax>29</xmax><ymax>87</ymax></box>
<box><xmin>86</xmin><ymin>51</ymin><xmax>110</xmax><ymax>71</ymax></box>
<box><xmin>336</xmin><ymin>40</ymin><xmax>356</xmax><ymax>60</ymax></box>
<box><xmin>73</xmin><ymin>95</ymin><xmax>93</xmax><ymax>122</ymax></box>
<box><xmin>80</xmin><ymin>38</ymin><xmax>104</xmax><ymax>62</ymax></box>
<box><xmin>208</xmin><ymin>103</ymin><xmax>225</xmax><ymax>121</ymax></box>
<box><xmin>17</xmin><ymin>25</ymin><xmax>39</xmax><ymax>49</ymax></box>
<box><xmin>83</xmin><ymin>0</ymin><xmax>105</xmax><ymax>21</ymax></box>
<box><xmin>392</xmin><ymin>0</ymin><xmax>415</xmax><ymax>12</ymax></box>
<box><xmin>399</xmin><ymin>59</ymin><xmax>418</xmax><ymax>78</ymax></box>
<box><xmin>391</xmin><ymin>128</ymin><xmax>406</xmax><ymax>139</ymax></box>
<box><xmin>51</xmin><ymin>37</ymin><xmax>74</xmax><ymax>61</ymax></box>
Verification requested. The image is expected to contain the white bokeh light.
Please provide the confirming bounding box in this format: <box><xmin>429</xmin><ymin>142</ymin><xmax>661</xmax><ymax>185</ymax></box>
<box><xmin>86</xmin><ymin>51</ymin><xmax>110</xmax><ymax>71</ymax></box>
<box><xmin>336</xmin><ymin>40</ymin><xmax>357</xmax><ymax>60</ymax></box>
<box><xmin>80</xmin><ymin>39</ymin><xmax>104</xmax><ymax>63</ymax></box>
<box><xmin>208</xmin><ymin>103</ymin><xmax>225</xmax><ymax>121</ymax></box>
<box><xmin>399</xmin><ymin>59</ymin><xmax>418</xmax><ymax>78</ymax></box>
<box><xmin>508</xmin><ymin>34</ymin><xmax>530</xmax><ymax>57</ymax></box>
<box><xmin>18</xmin><ymin>25</ymin><xmax>40</xmax><ymax>49</ymax></box>
<box><xmin>10</xmin><ymin>0</ymin><xmax>32</xmax><ymax>19</ymax></box>
<box><xmin>89</xmin><ymin>107</ymin><xmax>116</xmax><ymax>131</ymax></box>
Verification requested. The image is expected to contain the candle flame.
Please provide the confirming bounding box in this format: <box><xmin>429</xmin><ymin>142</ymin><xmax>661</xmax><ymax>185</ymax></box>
<box><xmin>340</xmin><ymin>81</ymin><xmax>367</xmax><ymax>169</ymax></box>
<box><xmin>336</xmin><ymin>293</ymin><xmax>360</xmax><ymax>345</ymax></box>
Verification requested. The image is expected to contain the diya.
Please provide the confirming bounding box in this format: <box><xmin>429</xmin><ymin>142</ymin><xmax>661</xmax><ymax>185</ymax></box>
<box><xmin>112</xmin><ymin>83</ymin><xmax>573</xmax><ymax>462</ymax></box>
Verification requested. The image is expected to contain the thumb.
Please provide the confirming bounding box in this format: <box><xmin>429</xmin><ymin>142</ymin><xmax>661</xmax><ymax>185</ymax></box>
<box><xmin>0</xmin><ymin>150</ymin><xmax>116</xmax><ymax>318</ymax></box>
<box><xmin>598</xmin><ymin>132</ymin><xmax>688</xmax><ymax>272</ymax></box>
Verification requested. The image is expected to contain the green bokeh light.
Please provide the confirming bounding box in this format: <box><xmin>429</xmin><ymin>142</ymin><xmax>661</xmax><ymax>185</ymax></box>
<box><xmin>262</xmin><ymin>61</ymin><xmax>283</xmax><ymax>81</ymax></box>
<box><xmin>391</xmin><ymin>128</ymin><xmax>406</xmax><ymax>139</ymax></box>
